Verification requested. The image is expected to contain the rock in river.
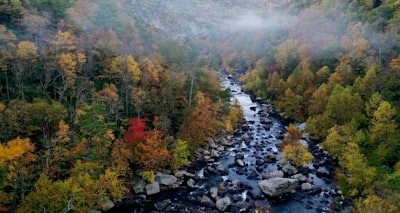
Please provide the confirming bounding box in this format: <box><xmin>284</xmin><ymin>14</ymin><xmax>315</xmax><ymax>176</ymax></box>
<box><xmin>216</xmin><ymin>197</ymin><xmax>231</xmax><ymax>211</ymax></box>
<box><xmin>258</xmin><ymin>178</ymin><xmax>299</xmax><ymax>197</ymax></box>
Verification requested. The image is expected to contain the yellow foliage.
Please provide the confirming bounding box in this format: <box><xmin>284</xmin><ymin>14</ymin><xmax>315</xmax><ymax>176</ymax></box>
<box><xmin>0</xmin><ymin>137</ymin><xmax>35</xmax><ymax>165</ymax></box>
<box><xmin>16</xmin><ymin>41</ymin><xmax>37</xmax><ymax>59</ymax></box>
<box><xmin>281</xmin><ymin>141</ymin><xmax>313</xmax><ymax>168</ymax></box>
<box><xmin>352</xmin><ymin>195</ymin><xmax>399</xmax><ymax>213</ymax></box>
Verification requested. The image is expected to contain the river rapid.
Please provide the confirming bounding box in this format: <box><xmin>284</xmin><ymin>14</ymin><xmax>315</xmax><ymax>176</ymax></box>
<box><xmin>109</xmin><ymin>73</ymin><xmax>348</xmax><ymax>213</ymax></box>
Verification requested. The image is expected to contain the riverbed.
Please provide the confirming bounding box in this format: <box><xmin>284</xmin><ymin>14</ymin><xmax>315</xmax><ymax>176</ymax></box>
<box><xmin>109</xmin><ymin>73</ymin><xmax>348</xmax><ymax>213</ymax></box>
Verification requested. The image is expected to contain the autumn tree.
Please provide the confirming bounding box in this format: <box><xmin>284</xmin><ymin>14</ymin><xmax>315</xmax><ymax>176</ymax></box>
<box><xmin>352</xmin><ymin>195</ymin><xmax>399</xmax><ymax>213</ymax></box>
<box><xmin>280</xmin><ymin>124</ymin><xmax>313</xmax><ymax>168</ymax></box>
<box><xmin>179</xmin><ymin>92</ymin><xmax>222</xmax><ymax>150</ymax></box>
<box><xmin>368</xmin><ymin>101</ymin><xmax>399</xmax><ymax>166</ymax></box>
<box><xmin>336</xmin><ymin>143</ymin><xmax>377</xmax><ymax>197</ymax></box>
<box><xmin>171</xmin><ymin>139</ymin><xmax>190</xmax><ymax>171</ymax></box>
<box><xmin>0</xmin><ymin>137</ymin><xmax>37</xmax><ymax>211</ymax></box>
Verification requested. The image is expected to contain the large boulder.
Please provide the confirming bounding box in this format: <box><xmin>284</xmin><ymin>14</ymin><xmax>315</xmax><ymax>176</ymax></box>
<box><xmin>216</xmin><ymin>197</ymin><xmax>231</xmax><ymax>212</ymax></box>
<box><xmin>258</xmin><ymin>178</ymin><xmax>299</xmax><ymax>197</ymax></box>
<box><xmin>156</xmin><ymin>174</ymin><xmax>178</xmax><ymax>186</ymax></box>
<box><xmin>145</xmin><ymin>182</ymin><xmax>160</xmax><ymax>195</ymax></box>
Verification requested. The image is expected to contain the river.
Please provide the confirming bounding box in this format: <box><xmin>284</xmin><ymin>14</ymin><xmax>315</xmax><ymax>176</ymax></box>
<box><xmin>110</xmin><ymin>73</ymin><xmax>348</xmax><ymax>213</ymax></box>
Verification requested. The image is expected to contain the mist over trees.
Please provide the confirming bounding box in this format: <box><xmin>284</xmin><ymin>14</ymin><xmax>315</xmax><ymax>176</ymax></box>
<box><xmin>0</xmin><ymin>0</ymin><xmax>400</xmax><ymax>212</ymax></box>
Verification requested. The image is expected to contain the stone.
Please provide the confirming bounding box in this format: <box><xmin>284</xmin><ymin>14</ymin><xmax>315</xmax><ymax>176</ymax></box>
<box><xmin>210</xmin><ymin>187</ymin><xmax>219</xmax><ymax>199</ymax></box>
<box><xmin>236</xmin><ymin>159</ymin><xmax>245</xmax><ymax>167</ymax></box>
<box><xmin>154</xmin><ymin>199</ymin><xmax>171</xmax><ymax>211</ymax></box>
<box><xmin>99</xmin><ymin>199</ymin><xmax>114</xmax><ymax>211</ymax></box>
<box><xmin>216</xmin><ymin>197</ymin><xmax>231</xmax><ymax>212</ymax></box>
<box><xmin>133</xmin><ymin>179</ymin><xmax>146</xmax><ymax>194</ymax></box>
<box><xmin>236</xmin><ymin>201</ymin><xmax>251</xmax><ymax>211</ymax></box>
<box><xmin>282</xmin><ymin>163</ymin><xmax>298</xmax><ymax>175</ymax></box>
<box><xmin>291</xmin><ymin>173</ymin><xmax>308</xmax><ymax>182</ymax></box>
<box><xmin>316</xmin><ymin>167</ymin><xmax>330</xmax><ymax>178</ymax></box>
<box><xmin>156</xmin><ymin>174</ymin><xmax>178</xmax><ymax>186</ymax></box>
<box><xmin>200</xmin><ymin>195</ymin><xmax>215</xmax><ymax>207</ymax></box>
<box><xmin>301</xmin><ymin>183</ymin><xmax>314</xmax><ymax>190</ymax></box>
<box><xmin>174</xmin><ymin>170</ymin><xmax>195</xmax><ymax>178</ymax></box>
<box><xmin>187</xmin><ymin>179</ymin><xmax>196</xmax><ymax>188</ymax></box>
<box><xmin>262</xmin><ymin>170</ymin><xmax>284</xmax><ymax>179</ymax></box>
<box><xmin>211</xmin><ymin>149</ymin><xmax>220</xmax><ymax>158</ymax></box>
<box><xmin>145</xmin><ymin>182</ymin><xmax>160</xmax><ymax>195</ymax></box>
<box><xmin>258</xmin><ymin>178</ymin><xmax>299</xmax><ymax>197</ymax></box>
<box><xmin>209</xmin><ymin>138</ymin><xmax>218</xmax><ymax>148</ymax></box>
<box><xmin>235</xmin><ymin>152</ymin><xmax>245</xmax><ymax>160</ymax></box>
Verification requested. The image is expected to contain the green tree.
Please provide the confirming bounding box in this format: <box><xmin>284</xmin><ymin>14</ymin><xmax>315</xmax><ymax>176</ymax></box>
<box><xmin>368</xmin><ymin>101</ymin><xmax>398</xmax><ymax>166</ymax></box>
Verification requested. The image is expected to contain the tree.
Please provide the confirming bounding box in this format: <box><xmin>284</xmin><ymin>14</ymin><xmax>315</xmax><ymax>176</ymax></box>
<box><xmin>337</xmin><ymin>143</ymin><xmax>376</xmax><ymax>197</ymax></box>
<box><xmin>280</xmin><ymin>124</ymin><xmax>313</xmax><ymax>168</ymax></box>
<box><xmin>12</xmin><ymin>41</ymin><xmax>38</xmax><ymax>100</ymax></box>
<box><xmin>74</xmin><ymin>103</ymin><xmax>115</xmax><ymax>163</ymax></box>
<box><xmin>281</xmin><ymin>142</ymin><xmax>313</xmax><ymax>168</ymax></box>
<box><xmin>368</xmin><ymin>101</ymin><xmax>398</xmax><ymax>166</ymax></box>
<box><xmin>171</xmin><ymin>139</ymin><xmax>190</xmax><ymax>171</ymax></box>
<box><xmin>280</xmin><ymin>123</ymin><xmax>302</xmax><ymax>149</ymax></box>
<box><xmin>179</xmin><ymin>92</ymin><xmax>222</xmax><ymax>149</ymax></box>
<box><xmin>277</xmin><ymin>88</ymin><xmax>304</xmax><ymax>121</ymax></box>
<box><xmin>0</xmin><ymin>137</ymin><xmax>37</xmax><ymax>211</ymax></box>
<box><xmin>352</xmin><ymin>194</ymin><xmax>398</xmax><ymax>213</ymax></box>
<box><xmin>274</xmin><ymin>39</ymin><xmax>300</xmax><ymax>77</ymax></box>
<box><xmin>308</xmin><ymin>83</ymin><xmax>329</xmax><ymax>116</ymax></box>
<box><xmin>124</xmin><ymin>117</ymin><xmax>148</xmax><ymax>145</ymax></box>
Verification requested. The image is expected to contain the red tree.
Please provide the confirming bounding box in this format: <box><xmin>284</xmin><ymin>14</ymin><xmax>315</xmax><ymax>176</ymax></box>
<box><xmin>124</xmin><ymin>117</ymin><xmax>148</xmax><ymax>145</ymax></box>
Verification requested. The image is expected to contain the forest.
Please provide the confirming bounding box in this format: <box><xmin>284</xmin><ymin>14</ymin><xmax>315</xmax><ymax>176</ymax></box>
<box><xmin>0</xmin><ymin>0</ymin><xmax>399</xmax><ymax>212</ymax></box>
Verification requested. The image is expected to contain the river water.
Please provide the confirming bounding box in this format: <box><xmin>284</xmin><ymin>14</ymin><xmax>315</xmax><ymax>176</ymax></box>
<box><xmin>110</xmin><ymin>73</ymin><xmax>347</xmax><ymax>212</ymax></box>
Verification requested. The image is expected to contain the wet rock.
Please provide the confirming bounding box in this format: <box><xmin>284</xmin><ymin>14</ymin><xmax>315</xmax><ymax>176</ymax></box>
<box><xmin>316</xmin><ymin>167</ymin><xmax>330</xmax><ymax>178</ymax></box>
<box><xmin>256</xmin><ymin>159</ymin><xmax>265</xmax><ymax>166</ymax></box>
<box><xmin>282</xmin><ymin>163</ymin><xmax>298</xmax><ymax>175</ymax></box>
<box><xmin>240</xmin><ymin>182</ymin><xmax>253</xmax><ymax>190</ymax></box>
<box><xmin>250</xmin><ymin>106</ymin><xmax>257</xmax><ymax>111</ymax></box>
<box><xmin>258</xmin><ymin>178</ymin><xmax>299</xmax><ymax>197</ymax></box>
<box><xmin>187</xmin><ymin>179</ymin><xmax>196</xmax><ymax>188</ymax></box>
<box><xmin>200</xmin><ymin>195</ymin><xmax>215</xmax><ymax>207</ymax></box>
<box><xmin>235</xmin><ymin>152</ymin><xmax>245</xmax><ymax>160</ymax></box>
<box><xmin>211</xmin><ymin>149</ymin><xmax>220</xmax><ymax>158</ymax></box>
<box><xmin>154</xmin><ymin>199</ymin><xmax>171</xmax><ymax>211</ymax></box>
<box><xmin>175</xmin><ymin>170</ymin><xmax>195</xmax><ymax>178</ymax></box>
<box><xmin>236</xmin><ymin>168</ymin><xmax>246</xmax><ymax>175</ymax></box>
<box><xmin>236</xmin><ymin>159</ymin><xmax>245</xmax><ymax>167</ymax></box>
<box><xmin>210</xmin><ymin>187</ymin><xmax>219</xmax><ymax>199</ymax></box>
<box><xmin>301</xmin><ymin>183</ymin><xmax>314</xmax><ymax>191</ymax></box>
<box><xmin>308</xmin><ymin>185</ymin><xmax>322</xmax><ymax>195</ymax></box>
<box><xmin>216</xmin><ymin>197</ymin><xmax>231</xmax><ymax>212</ymax></box>
<box><xmin>145</xmin><ymin>182</ymin><xmax>160</xmax><ymax>195</ymax></box>
<box><xmin>291</xmin><ymin>173</ymin><xmax>308</xmax><ymax>182</ymax></box>
<box><xmin>156</xmin><ymin>174</ymin><xmax>177</xmax><ymax>186</ymax></box>
<box><xmin>262</xmin><ymin>170</ymin><xmax>284</xmax><ymax>179</ymax></box>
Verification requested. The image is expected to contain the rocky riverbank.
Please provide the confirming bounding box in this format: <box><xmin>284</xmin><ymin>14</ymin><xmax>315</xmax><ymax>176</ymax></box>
<box><xmin>108</xmin><ymin>74</ymin><xmax>348</xmax><ymax>213</ymax></box>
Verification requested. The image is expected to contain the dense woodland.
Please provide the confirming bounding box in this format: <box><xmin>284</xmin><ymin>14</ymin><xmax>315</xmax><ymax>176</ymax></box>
<box><xmin>0</xmin><ymin>0</ymin><xmax>399</xmax><ymax>212</ymax></box>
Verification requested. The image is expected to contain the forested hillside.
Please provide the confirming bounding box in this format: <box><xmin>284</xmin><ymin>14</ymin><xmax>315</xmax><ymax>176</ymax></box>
<box><xmin>238</xmin><ymin>1</ymin><xmax>400</xmax><ymax>212</ymax></box>
<box><xmin>0</xmin><ymin>0</ymin><xmax>400</xmax><ymax>212</ymax></box>
<box><xmin>0</xmin><ymin>0</ymin><xmax>244</xmax><ymax>211</ymax></box>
